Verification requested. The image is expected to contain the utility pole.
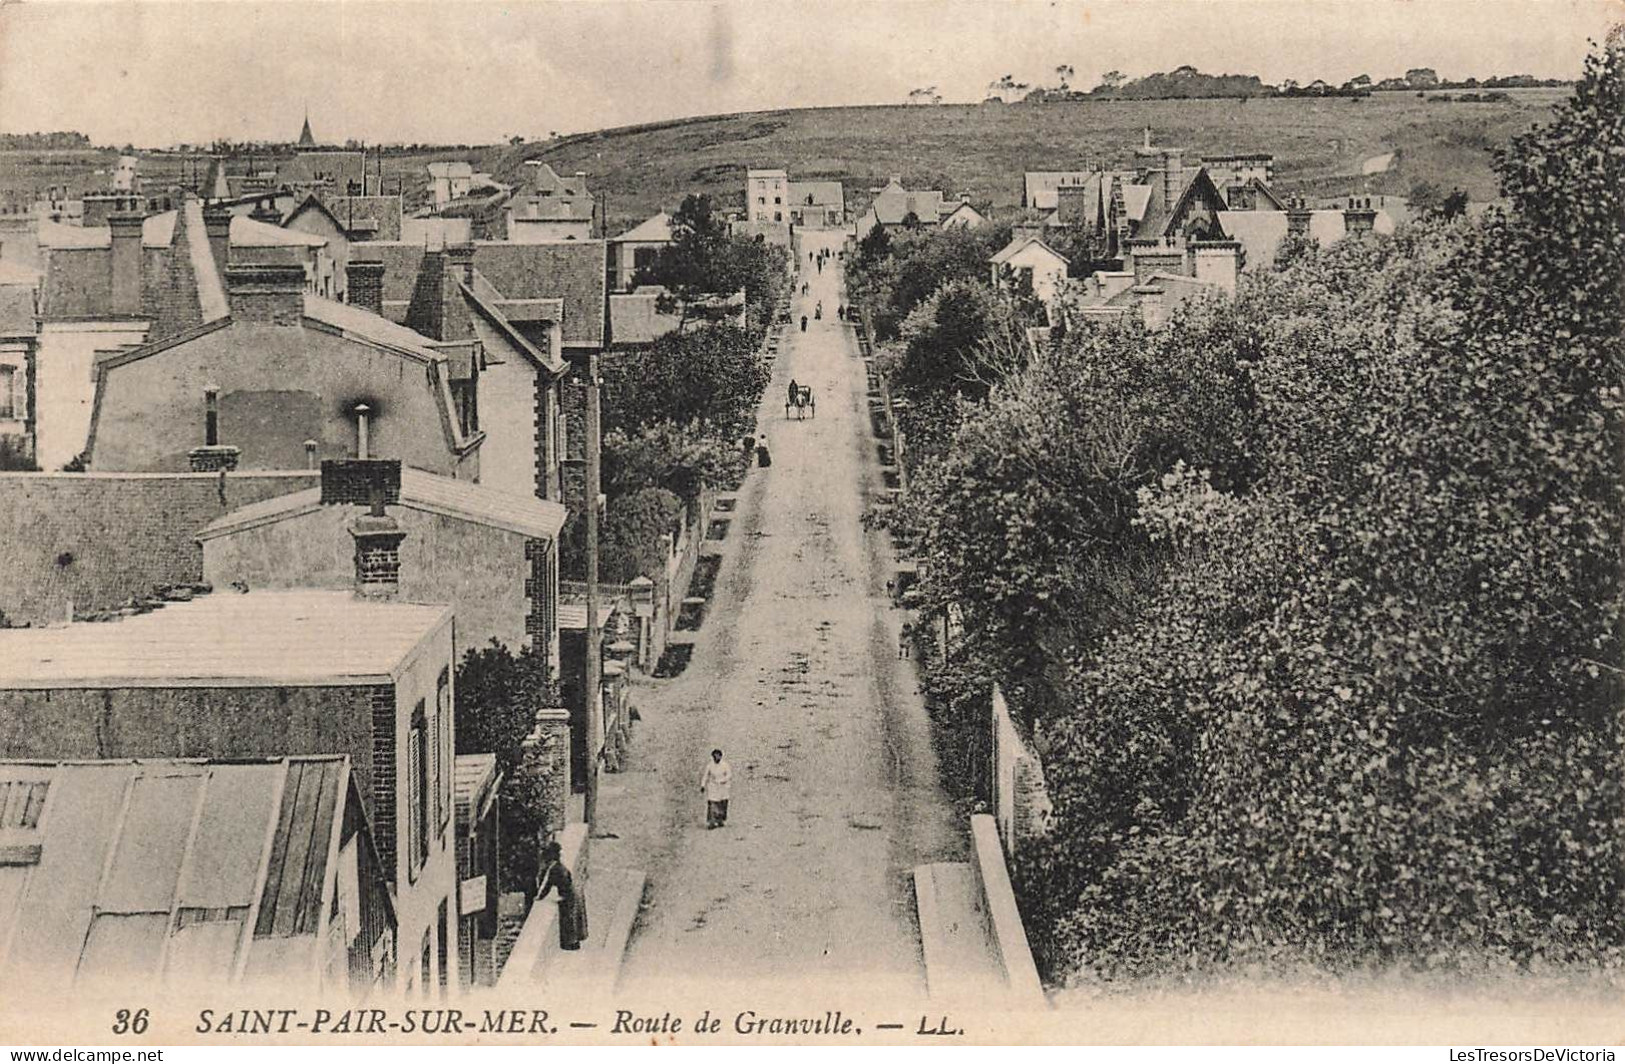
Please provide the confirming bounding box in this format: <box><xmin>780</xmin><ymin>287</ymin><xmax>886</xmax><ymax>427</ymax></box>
<box><xmin>582</xmin><ymin>344</ymin><xmax>602</xmax><ymax>827</ymax></box>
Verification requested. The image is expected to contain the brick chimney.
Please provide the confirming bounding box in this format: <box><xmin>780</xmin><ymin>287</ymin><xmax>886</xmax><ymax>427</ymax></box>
<box><xmin>1159</xmin><ymin>147</ymin><xmax>1184</xmax><ymax>216</ymax></box>
<box><xmin>1343</xmin><ymin>196</ymin><xmax>1378</xmax><ymax>235</ymax></box>
<box><xmin>108</xmin><ymin>211</ymin><xmax>144</xmax><ymax>316</ymax></box>
<box><xmin>203</xmin><ymin>204</ymin><xmax>232</xmax><ymax>273</ymax></box>
<box><xmin>1134</xmin><ymin>284</ymin><xmax>1167</xmax><ymax>330</ymax></box>
<box><xmin>447</xmin><ymin>242</ymin><xmax>476</xmax><ymax>289</ymax></box>
<box><xmin>347</xmin><ymin>260</ymin><xmax>385</xmax><ymax>316</ymax></box>
<box><xmin>1125</xmin><ymin>236</ymin><xmax>1184</xmax><ymax>285</ymax></box>
<box><xmin>1286</xmin><ymin>197</ymin><xmax>1313</xmax><ymax>239</ymax></box>
<box><xmin>225</xmin><ymin>263</ymin><xmax>305</xmax><ymax>325</ymax></box>
<box><xmin>322</xmin><ymin>459</ymin><xmax>407</xmax><ymax>599</ymax></box>
<box><xmin>1190</xmin><ymin>239</ymin><xmax>1243</xmax><ymax>295</ymax></box>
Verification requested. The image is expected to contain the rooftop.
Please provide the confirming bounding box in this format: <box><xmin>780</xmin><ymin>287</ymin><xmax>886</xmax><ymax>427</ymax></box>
<box><xmin>0</xmin><ymin>589</ymin><xmax>450</xmax><ymax>688</ymax></box>
<box><xmin>0</xmin><ymin>756</ymin><xmax>377</xmax><ymax>987</ymax></box>
<box><xmin>611</xmin><ymin>211</ymin><xmax>673</xmax><ymax>244</ymax></box>
<box><xmin>197</xmin><ymin>466</ymin><xmax>567</xmax><ymax>543</ymax></box>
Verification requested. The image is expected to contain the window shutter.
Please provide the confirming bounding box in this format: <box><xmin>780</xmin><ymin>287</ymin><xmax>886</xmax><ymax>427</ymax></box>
<box><xmin>407</xmin><ymin>721</ymin><xmax>423</xmax><ymax>882</ymax></box>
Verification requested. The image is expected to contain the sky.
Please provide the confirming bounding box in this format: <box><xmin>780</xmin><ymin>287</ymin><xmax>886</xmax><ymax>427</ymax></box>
<box><xmin>0</xmin><ymin>0</ymin><xmax>1617</xmax><ymax>147</ymax></box>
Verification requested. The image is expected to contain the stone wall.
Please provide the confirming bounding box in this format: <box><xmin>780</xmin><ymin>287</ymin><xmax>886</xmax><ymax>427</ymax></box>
<box><xmin>0</xmin><ymin>470</ymin><xmax>316</xmax><ymax>626</ymax></box>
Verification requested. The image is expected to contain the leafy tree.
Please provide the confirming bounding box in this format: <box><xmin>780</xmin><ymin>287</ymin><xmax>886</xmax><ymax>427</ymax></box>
<box><xmin>603</xmin><ymin>422</ymin><xmax>747</xmax><ymax>506</ymax></box>
<box><xmin>455</xmin><ymin>640</ymin><xmax>558</xmax><ymax>891</ymax></box>
<box><xmin>1440</xmin><ymin>187</ymin><xmax>1470</xmax><ymax>219</ymax></box>
<box><xmin>601</xmin><ymin>323</ymin><xmax>769</xmax><ymax>440</ymax></box>
<box><xmin>598</xmin><ymin>487</ymin><xmax>684</xmax><ymax>583</ymax></box>
<box><xmin>636</xmin><ymin>193</ymin><xmax>786</xmax><ymax>333</ymax></box>
<box><xmin>1007</xmin><ymin>45</ymin><xmax>1625</xmax><ymax>980</ymax></box>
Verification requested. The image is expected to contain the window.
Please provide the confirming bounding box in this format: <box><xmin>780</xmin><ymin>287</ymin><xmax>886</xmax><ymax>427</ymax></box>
<box><xmin>774</xmin><ymin>212</ymin><xmax>782</xmax><ymax>222</ymax></box>
<box><xmin>757</xmin><ymin>197</ymin><xmax>765</xmax><ymax>205</ymax></box>
<box><xmin>420</xmin><ymin>929</ymin><xmax>432</xmax><ymax>999</ymax></box>
<box><xmin>0</xmin><ymin>366</ymin><xmax>15</xmax><ymax>420</ymax></box>
<box><xmin>773</xmin><ymin>196</ymin><xmax>781</xmax><ymax>205</ymax></box>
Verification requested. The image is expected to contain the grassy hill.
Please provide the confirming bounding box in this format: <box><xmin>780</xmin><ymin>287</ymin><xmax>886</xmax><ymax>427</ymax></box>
<box><xmin>0</xmin><ymin>89</ymin><xmax>1566</xmax><ymax>235</ymax></box>
<box><xmin>483</xmin><ymin>90</ymin><xmax>1567</xmax><ymax>231</ymax></box>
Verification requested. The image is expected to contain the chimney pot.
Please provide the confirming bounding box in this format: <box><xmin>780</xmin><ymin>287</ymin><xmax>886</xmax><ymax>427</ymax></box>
<box><xmin>203</xmin><ymin>205</ymin><xmax>232</xmax><ymax>272</ymax></box>
<box><xmin>349</xmin><ymin>512</ymin><xmax>406</xmax><ymax>599</ymax></box>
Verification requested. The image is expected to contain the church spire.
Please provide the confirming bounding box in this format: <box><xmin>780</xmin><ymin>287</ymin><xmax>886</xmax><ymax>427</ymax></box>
<box><xmin>298</xmin><ymin>107</ymin><xmax>315</xmax><ymax>148</ymax></box>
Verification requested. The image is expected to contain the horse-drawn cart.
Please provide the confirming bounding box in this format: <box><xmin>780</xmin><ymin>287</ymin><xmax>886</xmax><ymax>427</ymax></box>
<box><xmin>785</xmin><ymin>385</ymin><xmax>815</xmax><ymax>420</ymax></box>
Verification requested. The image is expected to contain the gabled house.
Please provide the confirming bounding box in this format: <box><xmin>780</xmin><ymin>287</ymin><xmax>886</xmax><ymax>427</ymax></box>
<box><xmin>860</xmin><ymin>176</ymin><xmax>946</xmax><ymax>233</ymax></box>
<box><xmin>506</xmin><ymin>164</ymin><xmax>593</xmax><ymax>242</ymax></box>
<box><xmin>350</xmin><ymin>239</ymin><xmax>605</xmax><ymax>504</ymax></box>
<box><xmin>0</xmin><ymin>756</ymin><xmax>395</xmax><ymax>993</ymax></box>
<box><xmin>941</xmin><ymin>197</ymin><xmax>988</xmax><ymax>230</ymax></box>
<box><xmin>85</xmin><ymin>262</ymin><xmax>484</xmax><ymax>479</ymax></box>
<box><xmin>198</xmin><ymin>460</ymin><xmax>566</xmax><ymax>671</ymax></box>
<box><xmin>787</xmin><ymin>181</ymin><xmax>844</xmax><ymax>227</ymax></box>
<box><xmin>990</xmin><ymin>235</ymin><xmax>1070</xmax><ymax>306</ymax></box>
<box><xmin>282</xmin><ymin>194</ymin><xmax>406</xmax><ymax>301</ymax></box>
<box><xmin>608</xmin><ymin>212</ymin><xmax>672</xmax><ymax>291</ymax></box>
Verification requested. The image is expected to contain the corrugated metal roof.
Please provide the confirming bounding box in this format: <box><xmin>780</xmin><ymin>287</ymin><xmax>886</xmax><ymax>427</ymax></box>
<box><xmin>0</xmin><ymin>757</ymin><xmax>350</xmax><ymax>987</ymax></box>
<box><xmin>197</xmin><ymin>467</ymin><xmax>566</xmax><ymax>543</ymax></box>
<box><xmin>454</xmin><ymin>753</ymin><xmax>498</xmax><ymax>828</ymax></box>
<box><xmin>0</xmin><ymin>590</ymin><xmax>448</xmax><ymax>688</ymax></box>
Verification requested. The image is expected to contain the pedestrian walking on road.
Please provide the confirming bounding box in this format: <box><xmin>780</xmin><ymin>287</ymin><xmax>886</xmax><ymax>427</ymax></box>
<box><xmin>787</xmin><ymin>378</ymin><xmax>800</xmax><ymax>408</ymax></box>
<box><xmin>535</xmin><ymin>840</ymin><xmax>588</xmax><ymax>950</ymax></box>
<box><xmin>800</xmin><ymin>315</ymin><xmax>807</xmax><ymax>332</ymax></box>
<box><xmin>899</xmin><ymin>621</ymin><xmax>914</xmax><ymax>659</ymax></box>
<box><xmin>701</xmin><ymin>749</ymin><xmax>733</xmax><ymax>828</ymax></box>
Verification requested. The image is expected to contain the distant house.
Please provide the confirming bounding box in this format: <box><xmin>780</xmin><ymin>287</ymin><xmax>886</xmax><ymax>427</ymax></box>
<box><xmin>85</xmin><ymin>262</ymin><xmax>484</xmax><ymax>479</ymax></box>
<box><xmin>990</xmin><ymin>235</ymin><xmax>1070</xmax><ymax>306</ymax></box>
<box><xmin>281</xmin><ymin>151</ymin><xmax>375</xmax><ymax>197</ymax></box>
<box><xmin>787</xmin><ymin>181</ymin><xmax>844</xmax><ymax>227</ymax></box>
<box><xmin>0</xmin><ymin>587</ymin><xmax>461</xmax><ymax>998</ymax></box>
<box><xmin>1044</xmin><ymin>139</ymin><xmax>1230</xmax><ymax>257</ymax></box>
<box><xmin>1059</xmin><ymin>237</ymin><xmax>1243</xmax><ymax>331</ymax></box>
<box><xmin>608</xmin><ymin>211</ymin><xmax>673</xmax><ymax>291</ymax></box>
<box><xmin>505</xmin><ymin>164</ymin><xmax>594</xmax><ymax>242</ymax></box>
<box><xmin>746</xmin><ymin>169</ymin><xmax>789</xmax><ymax>225</ymax></box>
<box><xmin>1216</xmin><ymin>197</ymin><xmax>1392</xmax><ymax>270</ymax></box>
<box><xmin>940</xmin><ymin>197</ymin><xmax>988</xmax><ymax>229</ymax></box>
<box><xmin>428</xmin><ymin>161</ymin><xmax>475</xmax><ymax>208</ymax></box>
<box><xmin>0</xmin><ymin>756</ymin><xmax>395</xmax><ymax>993</ymax></box>
<box><xmin>860</xmin><ymin>176</ymin><xmax>947</xmax><ymax>233</ymax></box>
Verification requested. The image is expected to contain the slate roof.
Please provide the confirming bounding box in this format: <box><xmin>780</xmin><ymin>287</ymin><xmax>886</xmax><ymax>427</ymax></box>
<box><xmin>318</xmin><ymin>195</ymin><xmax>403</xmax><ymax>241</ymax></box>
<box><xmin>197</xmin><ymin>466</ymin><xmax>566</xmax><ymax>544</ymax></box>
<box><xmin>1215</xmin><ymin>208</ymin><xmax>1395</xmax><ymax>270</ymax></box>
<box><xmin>609</xmin><ymin>288</ymin><xmax>684</xmax><ymax>346</ymax></box>
<box><xmin>523</xmin><ymin>162</ymin><xmax>589</xmax><ymax>198</ymax></box>
<box><xmin>991</xmin><ymin>235</ymin><xmax>1069</xmax><ymax>267</ymax></box>
<box><xmin>0</xmin><ymin>589</ymin><xmax>449</xmax><ymax>688</ymax></box>
<box><xmin>870</xmin><ymin>179</ymin><xmax>945</xmax><ymax>226</ymax></box>
<box><xmin>0</xmin><ymin>756</ymin><xmax>381</xmax><ymax>988</ymax></box>
<box><xmin>471</xmin><ymin>241</ymin><xmax>606</xmax><ymax>347</ymax></box>
<box><xmin>232</xmin><ymin>215</ymin><xmax>327</xmax><ymax>248</ymax></box>
<box><xmin>788</xmin><ymin>181</ymin><xmax>844</xmax><ymax>210</ymax></box>
<box><xmin>352</xmin><ymin>239</ymin><xmax>603</xmax><ymax>347</ymax></box>
<box><xmin>611</xmin><ymin>212</ymin><xmax>673</xmax><ymax>244</ymax></box>
<box><xmin>454</xmin><ymin>753</ymin><xmax>499</xmax><ymax>828</ymax></box>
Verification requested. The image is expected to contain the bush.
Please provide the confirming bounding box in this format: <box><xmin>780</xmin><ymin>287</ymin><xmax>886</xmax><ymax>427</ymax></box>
<box><xmin>598</xmin><ymin>487</ymin><xmax>684</xmax><ymax>583</ymax></box>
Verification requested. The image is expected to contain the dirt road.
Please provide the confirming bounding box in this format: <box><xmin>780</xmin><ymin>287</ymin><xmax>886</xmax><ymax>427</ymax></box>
<box><xmin>594</xmin><ymin>228</ymin><xmax>963</xmax><ymax>999</ymax></box>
